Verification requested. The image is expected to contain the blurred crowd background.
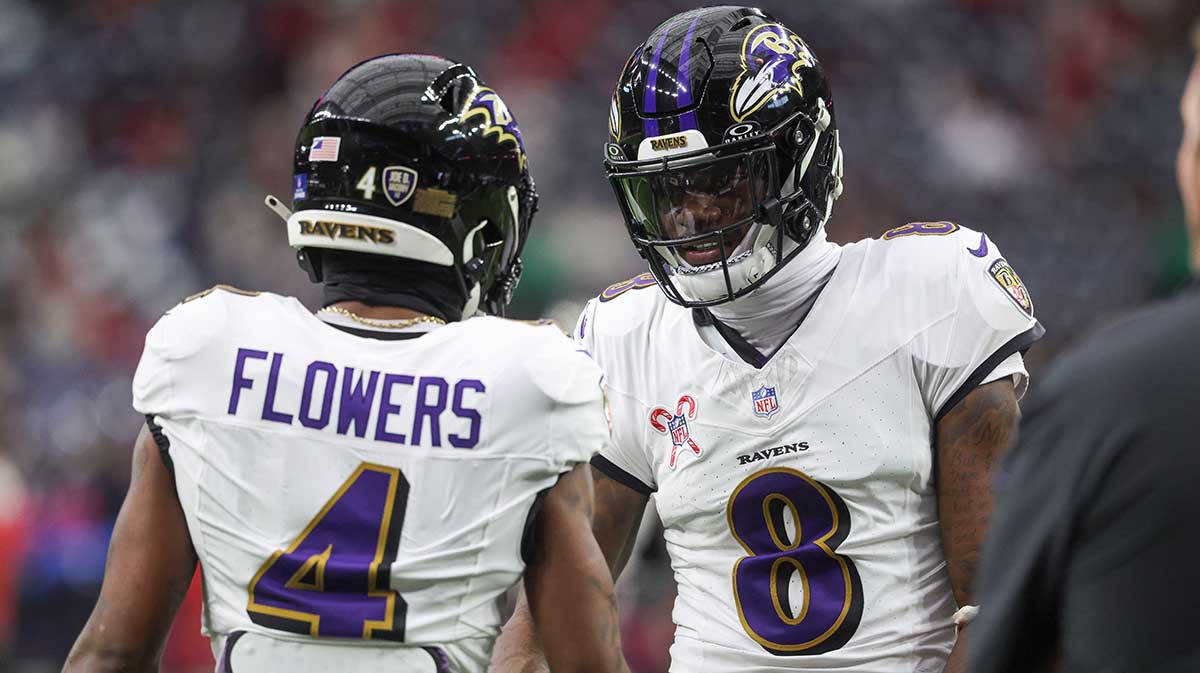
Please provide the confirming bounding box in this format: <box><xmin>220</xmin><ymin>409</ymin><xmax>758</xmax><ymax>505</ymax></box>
<box><xmin>0</xmin><ymin>1</ymin><xmax>1196</xmax><ymax>671</ymax></box>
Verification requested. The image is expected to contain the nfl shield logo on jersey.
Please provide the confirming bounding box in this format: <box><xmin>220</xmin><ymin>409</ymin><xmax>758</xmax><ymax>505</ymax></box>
<box><xmin>668</xmin><ymin>414</ymin><xmax>689</xmax><ymax>446</ymax></box>
<box><xmin>752</xmin><ymin>386</ymin><xmax>780</xmax><ymax>418</ymax></box>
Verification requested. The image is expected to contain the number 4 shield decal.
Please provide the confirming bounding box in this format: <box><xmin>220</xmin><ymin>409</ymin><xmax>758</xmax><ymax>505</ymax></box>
<box><xmin>383</xmin><ymin>166</ymin><xmax>418</xmax><ymax>207</ymax></box>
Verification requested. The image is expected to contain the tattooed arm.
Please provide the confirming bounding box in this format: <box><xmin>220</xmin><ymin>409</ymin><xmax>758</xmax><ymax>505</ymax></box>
<box><xmin>62</xmin><ymin>425</ymin><xmax>198</xmax><ymax>673</ymax></box>
<box><xmin>935</xmin><ymin>379</ymin><xmax>1021</xmax><ymax>673</ymax></box>
<box><xmin>491</xmin><ymin>466</ymin><xmax>648</xmax><ymax>673</ymax></box>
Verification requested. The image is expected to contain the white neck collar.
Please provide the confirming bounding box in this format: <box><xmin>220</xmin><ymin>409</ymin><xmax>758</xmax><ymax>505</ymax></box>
<box><xmin>706</xmin><ymin>229</ymin><xmax>842</xmax><ymax>357</ymax></box>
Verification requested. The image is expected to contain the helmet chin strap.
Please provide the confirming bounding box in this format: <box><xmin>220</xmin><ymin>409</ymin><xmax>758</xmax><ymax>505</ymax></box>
<box><xmin>460</xmin><ymin>219</ymin><xmax>489</xmax><ymax>317</ymax></box>
<box><xmin>462</xmin><ymin>284</ymin><xmax>482</xmax><ymax>317</ymax></box>
<box><xmin>707</xmin><ymin>226</ymin><xmax>842</xmax><ymax>357</ymax></box>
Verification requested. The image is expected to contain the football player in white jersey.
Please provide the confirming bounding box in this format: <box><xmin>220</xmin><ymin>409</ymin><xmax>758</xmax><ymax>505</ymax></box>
<box><xmin>63</xmin><ymin>55</ymin><xmax>629</xmax><ymax>673</ymax></box>
<box><xmin>494</xmin><ymin>7</ymin><xmax>1043</xmax><ymax>673</ymax></box>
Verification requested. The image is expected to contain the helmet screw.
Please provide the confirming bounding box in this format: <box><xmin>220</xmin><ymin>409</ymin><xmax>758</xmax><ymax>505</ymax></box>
<box><xmin>463</xmin><ymin>256</ymin><xmax>486</xmax><ymax>282</ymax></box>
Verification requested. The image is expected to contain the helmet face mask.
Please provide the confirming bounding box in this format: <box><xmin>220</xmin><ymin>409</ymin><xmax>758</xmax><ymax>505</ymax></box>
<box><xmin>604</xmin><ymin>7</ymin><xmax>844</xmax><ymax>307</ymax></box>
<box><xmin>283</xmin><ymin>55</ymin><xmax>538</xmax><ymax>317</ymax></box>
<box><xmin>609</xmin><ymin>134</ymin><xmax>780</xmax><ymax>305</ymax></box>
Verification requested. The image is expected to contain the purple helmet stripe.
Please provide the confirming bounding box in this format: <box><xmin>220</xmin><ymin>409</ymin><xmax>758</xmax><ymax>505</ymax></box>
<box><xmin>642</xmin><ymin>30</ymin><xmax>670</xmax><ymax>138</ymax></box>
<box><xmin>676</xmin><ymin>16</ymin><xmax>702</xmax><ymax>131</ymax></box>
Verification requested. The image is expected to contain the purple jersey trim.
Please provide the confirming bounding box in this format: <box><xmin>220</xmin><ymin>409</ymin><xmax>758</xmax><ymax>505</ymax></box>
<box><xmin>219</xmin><ymin>631</ymin><xmax>247</xmax><ymax>673</ymax></box>
<box><xmin>643</xmin><ymin>30</ymin><xmax>670</xmax><ymax>138</ymax></box>
<box><xmin>676</xmin><ymin>16</ymin><xmax>702</xmax><ymax>131</ymax></box>
<box><xmin>422</xmin><ymin>646</ymin><xmax>451</xmax><ymax>673</ymax></box>
<box><xmin>591</xmin><ymin>454</ymin><xmax>655</xmax><ymax>495</ymax></box>
<box><xmin>933</xmin><ymin>321</ymin><xmax>1045</xmax><ymax>426</ymax></box>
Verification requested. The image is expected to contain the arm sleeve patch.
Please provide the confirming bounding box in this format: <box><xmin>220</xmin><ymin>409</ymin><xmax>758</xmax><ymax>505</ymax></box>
<box><xmin>915</xmin><ymin>228</ymin><xmax>1045</xmax><ymax>417</ymax></box>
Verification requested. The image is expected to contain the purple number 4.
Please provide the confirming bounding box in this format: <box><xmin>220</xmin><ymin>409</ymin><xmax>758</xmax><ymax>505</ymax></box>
<box><xmin>247</xmin><ymin>463</ymin><xmax>409</xmax><ymax>640</ymax></box>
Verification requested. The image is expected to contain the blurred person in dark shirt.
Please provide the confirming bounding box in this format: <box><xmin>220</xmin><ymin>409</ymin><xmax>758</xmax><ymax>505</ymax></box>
<box><xmin>968</xmin><ymin>21</ymin><xmax>1200</xmax><ymax>673</ymax></box>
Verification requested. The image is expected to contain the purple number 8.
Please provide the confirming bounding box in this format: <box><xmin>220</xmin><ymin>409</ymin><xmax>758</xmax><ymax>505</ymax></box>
<box><xmin>726</xmin><ymin>468</ymin><xmax>863</xmax><ymax>655</ymax></box>
<box><xmin>247</xmin><ymin>463</ymin><xmax>409</xmax><ymax>640</ymax></box>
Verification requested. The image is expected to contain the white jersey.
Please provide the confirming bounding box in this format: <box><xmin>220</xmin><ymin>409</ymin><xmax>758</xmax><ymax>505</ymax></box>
<box><xmin>578</xmin><ymin>224</ymin><xmax>1042</xmax><ymax>673</ymax></box>
<box><xmin>132</xmin><ymin>287</ymin><xmax>605</xmax><ymax>673</ymax></box>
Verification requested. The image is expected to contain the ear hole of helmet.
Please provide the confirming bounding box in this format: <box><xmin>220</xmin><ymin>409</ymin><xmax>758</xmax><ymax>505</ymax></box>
<box><xmin>482</xmin><ymin>218</ymin><xmax>504</xmax><ymax>244</ymax></box>
<box><xmin>439</xmin><ymin>78</ymin><xmax>477</xmax><ymax>116</ymax></box>
<box><xmin>439</xmin><ymin>88</ymin><xmax>458</xmax><ymax>115</ymax></box>
<box><xmin>481</xmin><ymin>218</ymin><xmax>508</xmax><ymax>263</ymax></box>
<box><xmin>425</xmin><ymin>63</ymin><xmax>480</xmax><ymax>117</ymax></box>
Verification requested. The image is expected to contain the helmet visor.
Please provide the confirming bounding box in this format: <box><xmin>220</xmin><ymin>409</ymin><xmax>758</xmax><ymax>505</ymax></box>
<box><xmin>611</xmin><ymin>150</ymin><xmax>770</xmax><ymax>270</ymax></box>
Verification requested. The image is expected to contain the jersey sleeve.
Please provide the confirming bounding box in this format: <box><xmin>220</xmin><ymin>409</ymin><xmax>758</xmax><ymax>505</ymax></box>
<box><xmin>132</xmin><ymin>291</ymin><xmax>229</xmax><ymax>419</ymax></box>
<box><xmin>574</xmin><ymin>299</ymin><xmax>657</xmax><ymax>495</ymax></box>
<box><xmin>522</xmin><ymin>324</ymin><xmax>609</xmax><ymax>470</ymax></box>
<box><xmin>914</xmin><ymin>228</ymin><xmax>1045</xmax><ymax>422</ymax></box>
<box><xmin>982</xmin><ymin>351</ymin><xmax>1030</xmax><ymax>401</ymax></box>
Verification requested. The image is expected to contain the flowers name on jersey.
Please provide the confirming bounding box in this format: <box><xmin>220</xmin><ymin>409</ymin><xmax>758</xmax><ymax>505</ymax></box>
<box><xmin>649</xmin><ymin>394</ymin><xmax>702</xmax><ymax>470</ymax></box>
<box><xmin>751</xmin><ymin>385</ymin><xmax>780</xmax><ymax>418</ymax></box>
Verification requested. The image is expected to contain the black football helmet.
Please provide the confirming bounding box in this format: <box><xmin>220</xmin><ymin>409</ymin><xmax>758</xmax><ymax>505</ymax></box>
<box><xmin>604</xmin><ymin>6</ymin><xmax>843</xmax><ymax>307</ymax></box>
<box><xmin>267</xmin><ymin>54</ymin><xmax>537</xmax><ymax>316</ymax></box>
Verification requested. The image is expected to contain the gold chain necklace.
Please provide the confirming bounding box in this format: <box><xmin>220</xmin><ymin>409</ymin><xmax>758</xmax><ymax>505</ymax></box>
<box><xmin>319</xmin><ymin>306</ymin><xmax>446</xmax><ymax>330</ymax></box>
